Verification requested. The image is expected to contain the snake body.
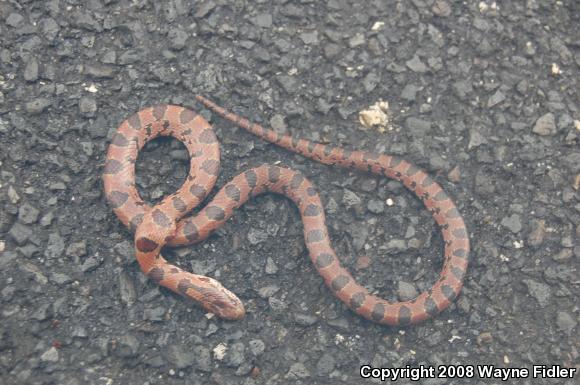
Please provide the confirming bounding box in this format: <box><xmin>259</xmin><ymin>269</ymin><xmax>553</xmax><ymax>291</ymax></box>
<box><xmin>103</xmin><ymin>96</ymin><xmax>469</xmax><ymax>326</ymax></box>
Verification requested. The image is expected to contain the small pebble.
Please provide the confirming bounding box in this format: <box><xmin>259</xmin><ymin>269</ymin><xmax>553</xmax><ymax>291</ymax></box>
<box><xmin>18</xmin><ymin>203</ymin><xmax>40</xmax><ymax>224</ymax></box>
<box><xmin>26</xmin><ymin>98</ymin><xmax>52</xmax><ymax>114</ymax></box>
<box><xmin>532</xmin><ymin>113</ymin><xmax>557</xmax><ymax>136</ymax></box>
<box><xmin>40</xmin><ymin>347</ymin><xmax>59</xmax><ymax>362</ymax></box>
<box><xmin>79</xmin><ymin>97</ymin><xmax>97</xmax><ymax>117</ymax></box>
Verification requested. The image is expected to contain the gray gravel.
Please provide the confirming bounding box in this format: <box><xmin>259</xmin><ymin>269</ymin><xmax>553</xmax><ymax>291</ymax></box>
<box><xmin>1</xmin><ymin>1</ymin><xmax>579</xmax><ymax>385</ymax></box>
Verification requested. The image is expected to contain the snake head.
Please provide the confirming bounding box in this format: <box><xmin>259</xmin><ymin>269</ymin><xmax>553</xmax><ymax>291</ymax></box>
<box><xmin>178</xmin><ymin>276</ymin><xmax>246</xmax><ymax>320</ymax></box>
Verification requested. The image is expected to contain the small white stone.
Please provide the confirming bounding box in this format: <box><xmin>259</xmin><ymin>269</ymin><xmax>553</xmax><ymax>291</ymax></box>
<box><xmin>358</xmin><ymin>100</ymin><xmax>390</xmax><ymax>132</ymax></box>
<box><xmin>371</xmin><ymin>21</ymin><xmax>384</xmax><ymax>31</ymax></box>
<box><xmin>448</xmin><ymin>335</ymin><xmax>461</xmax><ymax>343</ymax></box>
<box><xmin>40</xmin><ymin>347</ymin><xmax>59</xmax><ymax>362</ymax></box>
<box><xmin>8</xmin><ymin>186</ymin><xmax>20</xmax><ymax>204</ymax></box>
<box><xmin>213</xmin><ymin>343</ymin><xmax>227</xmax><ymax>361</ymax></box>
<box><xmin>84</xmin><ymin>84</ymin><xmax>98</xmax><ymax>93</ymax></box>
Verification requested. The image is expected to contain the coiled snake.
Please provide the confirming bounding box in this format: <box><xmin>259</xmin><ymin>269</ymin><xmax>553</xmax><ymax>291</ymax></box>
<box><xmin>103</xmin><ymin>96</ymin><xmax>469</xmax><ymax>326</ymax></box>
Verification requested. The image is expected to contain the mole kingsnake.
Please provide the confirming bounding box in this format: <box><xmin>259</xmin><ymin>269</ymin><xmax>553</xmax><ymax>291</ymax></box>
<box><xmin>102</xmin><ymin>96</ymin><xmax>469</xmax><ymax>325</ymax></box>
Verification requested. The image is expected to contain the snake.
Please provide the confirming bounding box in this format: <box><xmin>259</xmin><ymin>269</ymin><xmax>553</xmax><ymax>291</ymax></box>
<box><xmin>102</xmin><ymin>95</ymin><xmax>469</xmax><ymax>326</ymax></box>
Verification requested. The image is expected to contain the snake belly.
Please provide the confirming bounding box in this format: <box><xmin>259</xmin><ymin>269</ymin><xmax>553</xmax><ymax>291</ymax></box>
<box><xmin>103</xmin><ymin>100</ymin><xmax>469</xmax><ymax>326</ymax></box>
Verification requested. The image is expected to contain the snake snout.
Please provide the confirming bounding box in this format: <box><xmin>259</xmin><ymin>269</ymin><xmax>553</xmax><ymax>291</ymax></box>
<box><xmin>201</xmin><ymin>278</ymin><xmax>246</xmax><ymax>320</ymax></box>
<box><xmin>213</xmin><ymin>300</ymin><xmax>246</xmax><ymax>320</ymax></box>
